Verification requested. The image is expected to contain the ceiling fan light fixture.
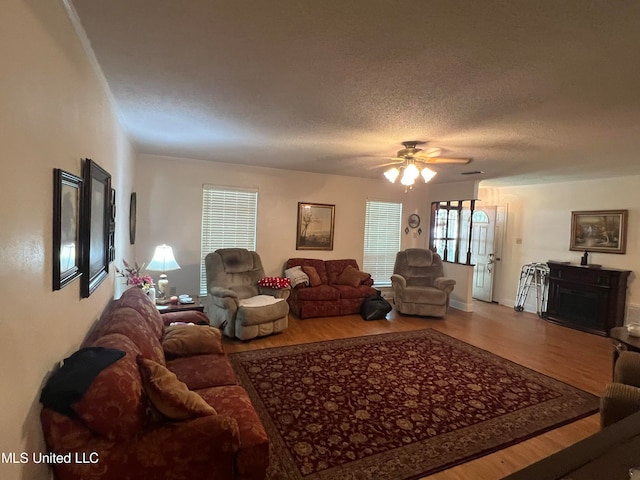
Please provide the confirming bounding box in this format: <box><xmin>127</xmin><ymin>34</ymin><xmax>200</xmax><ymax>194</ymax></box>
<box><xmin>384</xmin><ymin>167</ymin><xmax>400</xmax><ymax>183</ymax></box>
<box><xmin>382</xmin><ymin>141</ymin><xmax>469</xmax><ymax>187</ymax></box>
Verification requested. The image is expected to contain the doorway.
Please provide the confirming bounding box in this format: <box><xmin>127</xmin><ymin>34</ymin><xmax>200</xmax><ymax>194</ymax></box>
<box><xmin>471</xmin><ymin>206</ymin><xmax>497</xmax><ymax>302</ymax></box>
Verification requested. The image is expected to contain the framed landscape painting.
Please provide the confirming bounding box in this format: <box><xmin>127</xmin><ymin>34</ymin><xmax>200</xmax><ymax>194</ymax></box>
<box><xmin>570</xmin><ymin>209</ymin><xmax>628</xmax><ymax>254</ymax></box>
<box><xmin>296</xmin><ymin>202</ymin><xmax>335</xmax><ymax>250</ymax></box>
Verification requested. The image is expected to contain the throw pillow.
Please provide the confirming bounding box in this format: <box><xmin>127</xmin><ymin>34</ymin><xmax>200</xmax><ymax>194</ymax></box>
<box><xmin>162</xmin><ymin>325</ymin><xmax>223</xmax><ymax>357</ymax></box>
<box><xmin>137</xmin><ymin>356</ymin><xmax>216</xmax><ymax>420</ymax></box>
<box><xmin>335</xmin><ymin>265</ymin><xmax>371</xmax><ymax>288</ymax></box>
<box><xmin>284</xmin><ymin>266</ymin><xmax>309</xmax><ymax>289</ymax></box>
<box><xmin>258</xmin><ymin>277</ymin><xmax>291</xmax><ymax>289</ymax></box>
<box><xmin>71</xmin><ymin>335</ymin><xmax>147</xmax><ymax>440</ymax></box>
<box><xmin>302</xmin><ymin>265</ymin><xmax>323</xmax><ymax>287</ymax></box>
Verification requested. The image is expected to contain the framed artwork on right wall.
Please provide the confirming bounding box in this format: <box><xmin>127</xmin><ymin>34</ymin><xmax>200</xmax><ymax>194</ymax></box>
<box><xmin>570</xmin><ymin>209</ymin><xmax>628</xmax><ymax>254</ymax></box>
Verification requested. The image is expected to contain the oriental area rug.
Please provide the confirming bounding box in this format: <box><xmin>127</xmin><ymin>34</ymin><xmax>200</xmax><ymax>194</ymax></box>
<box><xmin>228</xmin><ymin>329</ymin><xmax>599</xmax><ymax>480</ymax></box>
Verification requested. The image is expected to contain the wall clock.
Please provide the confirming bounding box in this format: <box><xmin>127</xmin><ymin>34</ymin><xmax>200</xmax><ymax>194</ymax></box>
<box><xmin>408</xmin><ymin>214</ymin><xmax>420</xmax><ymax>228</ymax></box>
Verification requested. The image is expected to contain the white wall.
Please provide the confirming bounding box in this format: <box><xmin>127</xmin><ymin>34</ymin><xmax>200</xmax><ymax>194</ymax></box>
<box><xmin>0</xmin><ymin>2</ymin><xmax>134</xmax><ymax>479</ymax></box>
<box><xmin>443</xmin><ymin>263</ymin><xmax>475</xmax><ymax>312</ymax></box>
<box><xmin>428</xmin><ymin>180</ymin><xmax>479</xmax><ymax>204</ymax></box>
<box><xmin>480</xmin><ymin>177</ymin><xmax>639</xmax><ymax>318</ymax></box>
<box><xmin>134</xmin><ymin>155</ymin><xmax>434</xmax><ymax>295</ymax></box>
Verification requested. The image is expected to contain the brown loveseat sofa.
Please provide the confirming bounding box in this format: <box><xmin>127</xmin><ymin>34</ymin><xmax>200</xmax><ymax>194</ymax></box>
<box><xmin>40</xmin><ymin>287</ymin><xmax>269</xmax><ymax>480</ymax></box>
<box><xmin>285</xmin><ymin>258</ymin><xmax>376</xmax><ymax>319</ymax></box>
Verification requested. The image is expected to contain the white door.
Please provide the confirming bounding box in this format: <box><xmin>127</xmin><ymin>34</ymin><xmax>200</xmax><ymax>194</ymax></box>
<box><xmin>471</xmin><ymin>207</ymin><xmax>497</xmax><ymax>302</ymax></box>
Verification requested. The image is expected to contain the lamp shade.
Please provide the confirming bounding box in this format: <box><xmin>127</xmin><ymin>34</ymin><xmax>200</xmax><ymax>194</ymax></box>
<box><xmin>400</xmin><ymin>168</ymin><xmax>416</xmax><ymax>186</ymax></box>
<box><xmin>384</xmin><ymin>167</ymin><xmax>400</xmax><ymax>183</ymax></box>
<box><xmin>404</xmin><ymin>163</ymin><xmax>420</xmax><ymax>180</ymax></box>
<box><xmin>421</xmin><ymin>166</ymin><xmax>437</xmax><ymax>182</ymax></box>
<box><xmin>146</xmin><ymin>244</ymin><xmax>181</xmax><ymax>272</ymax></box>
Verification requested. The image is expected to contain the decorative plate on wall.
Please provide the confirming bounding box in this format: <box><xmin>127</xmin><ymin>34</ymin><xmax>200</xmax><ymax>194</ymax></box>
<box><xmin>129</xmin><ymin>192</ymin><xmax>137</xmax><ymax>245</ymax></box>
<box><xmin>408</xmin><ymin>214</ymin><xmax>421</xmax><ymax>228</ymax></box>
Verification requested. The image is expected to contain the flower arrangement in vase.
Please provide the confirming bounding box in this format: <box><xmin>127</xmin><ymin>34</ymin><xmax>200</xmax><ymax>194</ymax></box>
<box><xmin>115</xmin><ymin>260</ymin><xmax>154</xmax><ymax>292</ymax></box>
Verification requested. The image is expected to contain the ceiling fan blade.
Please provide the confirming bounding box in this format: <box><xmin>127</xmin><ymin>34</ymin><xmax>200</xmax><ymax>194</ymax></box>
<box><xmin>368</xmin><ymin>160</ymin><xmax>404</xmax><ymax>170</ymax></box>
<box><xmin>417</xmin><ymin>155</ymin><xmax>472</xmax><ymax>164</ymax></box>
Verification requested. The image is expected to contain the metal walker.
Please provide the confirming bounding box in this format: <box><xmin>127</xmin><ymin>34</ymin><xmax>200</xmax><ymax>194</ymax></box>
<box><xmin>514</xmin><ymin>263</ymin><xmax>550</xmax><ymax>316</ymax></box>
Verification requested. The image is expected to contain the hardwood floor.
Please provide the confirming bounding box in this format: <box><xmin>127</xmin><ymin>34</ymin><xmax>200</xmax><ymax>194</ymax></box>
<box><xmin>222</xmin><ymin>301</ymin><xmax>614</xmax><ymax>480</ymax></box>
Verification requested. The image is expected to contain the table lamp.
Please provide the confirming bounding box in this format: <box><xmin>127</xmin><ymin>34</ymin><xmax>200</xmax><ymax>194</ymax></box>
<box><xmin>146</xmin><ymin>244</ymin><xmax>181</xmax><ymax>301</ymax></box>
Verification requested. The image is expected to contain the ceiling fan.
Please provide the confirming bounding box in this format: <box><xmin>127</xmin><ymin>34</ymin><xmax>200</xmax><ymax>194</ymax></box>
<box><xmin>382</xmin><ymin>141</ymin><xmax>472</xmax><ymax>187</ymax></box>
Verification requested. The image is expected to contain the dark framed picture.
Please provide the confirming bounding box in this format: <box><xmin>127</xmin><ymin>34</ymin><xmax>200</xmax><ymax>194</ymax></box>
<box><xmin>296</xmin><ymin>202</ymin><xmax>335</xmax><ymax>250</ymax></box>
<box><xmin>570</xmin><ymin>209</ymin><xmax>628</xmax><ymax>254</ymax></box>
<box><xmin>80</xmin><ymin>158</ymin><xmax>112</xmax><ymax>297</ymax></box>
<box><xmin>52</xmin><ymin>169</ymin><xmax>82</xmax><ymax>290</ymax></box>
<box><xmin>129</xmin><ymin>192</ymin><xmax>137</xmax><ymax>245</ymax></box>
<box><xmin>108</xmin><ymin>187</ymin><xmax>116</xmax><ymax>262</ymax></box>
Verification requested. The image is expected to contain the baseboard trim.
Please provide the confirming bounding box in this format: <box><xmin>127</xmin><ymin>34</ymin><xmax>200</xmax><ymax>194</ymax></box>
<box><xmin>450</xmin><ymin>298</ymin><xmax>473</xmax><ymax>312</ymax></box>
<box><xmin>501</xmin><ymin>299</ymin><xmax>515</xmax><ymax>308</ymax></box>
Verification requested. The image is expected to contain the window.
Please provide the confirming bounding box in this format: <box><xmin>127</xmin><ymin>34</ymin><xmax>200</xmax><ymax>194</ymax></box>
<box><xmin>363</xmin><ymin>200</ymin><xmax>402</xmax><ymax>286</ymax></box>
<box><xmin>429</xmin><ymin>200</ymin><xmax>476</xmax><ymax>265</ymax></box>
<box><xmin>200</xmin><ymin>185</ymin><xmax>258</xmax><ymax>294</ymax></box>
<box><xmin>472</xmin><ymin>210</ymin><xmax>489</xmax><ymax>223</ymax></box>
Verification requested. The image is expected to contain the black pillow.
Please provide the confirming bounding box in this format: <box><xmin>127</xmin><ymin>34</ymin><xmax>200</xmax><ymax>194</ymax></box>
<box><xmin>40</xmin><ymin>347</ymin><xmax>125</xmax><ymax>415</ymax></box>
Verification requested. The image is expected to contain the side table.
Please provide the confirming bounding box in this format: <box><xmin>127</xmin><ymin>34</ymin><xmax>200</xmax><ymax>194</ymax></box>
<box><xmin>609</xmin><ymin>326</ymin><xmax>640</xmax><ymax>376</ymax></box>
<box><xmin>157</xmin><ymin>296</ymin><xmax>205</xmax><ymax>314</ymax></box>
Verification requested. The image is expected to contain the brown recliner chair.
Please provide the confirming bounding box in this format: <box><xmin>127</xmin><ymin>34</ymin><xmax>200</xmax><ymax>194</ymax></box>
<box><xmin>391</xmin><ymin>248</ymin><xmax>456</xmax><ymax>317</ymax></box>
<box><xmin>205</xmin><ymin>248</ymin><xmax>290</xmax><ymax>340</ymax></box>
<box><xmin>600</xmin><ymin>350</ymin><xmax>640</xmax><ymax>428</ymax></box>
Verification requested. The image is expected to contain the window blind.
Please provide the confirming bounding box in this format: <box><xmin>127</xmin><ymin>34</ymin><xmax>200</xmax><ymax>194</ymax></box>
<box><xmin>363</xmin><ymin>200</ymin><xmax>402</xmax><ymax>286</ymax></box>
<box><xmin>200</xmin><ymin>185</ymin><xmax>258</xmax><ymax>295</ymax></box>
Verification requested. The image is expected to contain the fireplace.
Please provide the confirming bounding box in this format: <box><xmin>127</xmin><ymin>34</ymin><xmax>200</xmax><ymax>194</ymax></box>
<box><xmin>545</xmin><ymin>261</ymin><xmax>631</xmax><ymax>336</ymax></box>
<box><xmin>555</xmin><ymin>286</ymin><xmax>600</xmax><ymax>331</ymax></box>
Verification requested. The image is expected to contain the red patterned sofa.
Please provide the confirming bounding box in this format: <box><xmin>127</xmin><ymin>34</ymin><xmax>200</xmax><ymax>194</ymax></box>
<box><xmin>40</xmin><ymin>287</ymin><xmax>268</xmax><ymax>480</ymax></box>
<box><xmin>285</xmin><ymin>258</ymin><xmax>376</xmax><ymax>319</ymax></box>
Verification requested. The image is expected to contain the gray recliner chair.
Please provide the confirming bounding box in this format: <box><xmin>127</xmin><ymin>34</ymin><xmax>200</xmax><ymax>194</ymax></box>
<box><xmin>391</xmin><ymin>248</ymin><xmax>456</xmax><ymax>317</ymax></box>
<box><xmin>600</xmin><ymin>350</ymin><xmax>640</xmax><ymax>428</ymax></box>
<box><xmin>204</xmin><ymin>248</ymin><xmax>289</xmax><ymax>340</ymax></box>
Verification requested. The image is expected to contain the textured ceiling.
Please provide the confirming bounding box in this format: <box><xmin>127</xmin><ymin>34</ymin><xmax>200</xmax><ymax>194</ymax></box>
<box><xmin>67</xmin><ymin>0</ymin><xmax>640</xmax><ymax>186</ymax></box>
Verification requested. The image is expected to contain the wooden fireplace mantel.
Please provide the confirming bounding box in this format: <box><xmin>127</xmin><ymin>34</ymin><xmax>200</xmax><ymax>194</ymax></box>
<box><xmin>545</xmin><ymin>261</ymin><xmax>631</xmax><ymax>336</ymax></box>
